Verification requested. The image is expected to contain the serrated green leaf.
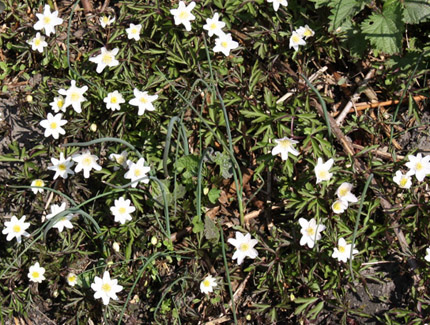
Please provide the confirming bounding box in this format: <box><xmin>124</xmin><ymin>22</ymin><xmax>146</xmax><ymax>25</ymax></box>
<box><xmin>403</xmin><ymin>0</ymin><xmax>430</xmax><ymax>24</ymax></box>
<box><xmin>328</xmin><ymin>0</ymin><xmax>361</xmax><ymax>31</ymax></box>
<box><xmin>361</xmin><ymin>13</ymin><xmax>401</xmax><ymax>54</ymax></box>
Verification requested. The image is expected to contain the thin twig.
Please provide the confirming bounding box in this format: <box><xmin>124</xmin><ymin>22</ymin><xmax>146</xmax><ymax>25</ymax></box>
<box><xmin>331</xmin><ymin>95</ymin><xmax>428</xmax><ymax>117</ymax></box>
<box><xmin>335</xmin><ymin>69</ymin><xmax>376</xmax><ymax>125</ymax></box>
<box><xmin>351</xmin><ymin>144</ymin><xmax>405</xmax><ymax>161</ymax></box>
<box><xmin>276</xmin><ymin>66</ymin><xmax>328</xmax><ymax>104</ymax></box>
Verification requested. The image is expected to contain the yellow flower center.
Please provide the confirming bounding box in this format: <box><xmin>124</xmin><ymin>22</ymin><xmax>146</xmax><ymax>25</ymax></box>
<box><xmin>139</xmin><ymin>96</ymin><xmax>148</xmax><ymax>104</ymax></box>
<box><xmin>416</xmin><ymin>162</ymin><xmax>423</xmax><ymax>171</ymax></box>
<box><xmin>13</xmin><ymin>225</ymin><xmax>21</xmax><ymax>233</ymax></box>
<box><xmin>210</xmin><ymin>23</ymin><xmax>217</xmax><ymax>30</ymax></box>
<box><xmin>102</xmin><ymin>53</ymin><xmax>113</xmax><ymax>64</ymax></box>
<box><xmin>203</xmin><ymin>279</ymin><xmax>211</xmax><ymax>287</ymax></box>
<box><xmin>333</xmin><ymin>201</ymin><xmax>342</xmax><ymax>211</ymax></box>
<box><xmin>34</xmin><ymin>179</ymin><xmax>44</xmax><ymax>187</ymax></box>
<box><xmin>179</xmin><ymin>11</ymin><xmax>188</xmax><ymax>20</ymax></box>
<box><xmin>131</xmin><ymin>28</ymin><xmax>138</xmax><ymax>34</ymax></box>
<box><xmin>338</xmin><ymin>245</ymin><xmax>346</xmax><ymax>253</ymax></box>
<box><xmin>102</xmin><ymin>16</ymin><xmax>109</xmax><ymax>24</ymax></box>
<box><xmin>134</xmin><ymin>169</ymin><xmax>141</xmax><ymax>177</ymax></box>
<box><xmin>102</xmin><ymin>283</ymin><xmax>111</xmax><ymax>293</ymax></box>
<box><xmin>279</xmin><ymin>139</ymin><xmax>291</xmax><ymax>149</ymax></box>
<box><xmin>57</xmin><ymin>99</ymin><xmax>64</xmax><ymax>108</ymax></box>
<box><xmin>119</xmin><ymin>207</ymin><xmax>126</xmax><ymax>214</ymax></box>
<box><xmin>239</xmin><ymin>243</ymin><xmax>249</xmax><ymax>252</ymax></box>
<box><xmin>58</xmin><ymin>164</ymin><xmax>67</xmax><ymax>171</ymax></box>
<box><xmin>116</xmin><ymin>156</ymin><xmax>125</xmax><ymax>164</ymax></box>
<box><xmin>304</xmin><ymin>29</ymin><xmax>312</xmax><ymax>37</ymax></box>
<box><xmin>71</xmin><ymin>92</ymin><xmax>80</xmax><ymax>102</ymax></box>
<box><xmin>306</xmin><ymin>227</ymin><xmax>315</xmax><ymax>236</ymax></box>
<box><xmin>32</xmin><ymin>271</ymin><xmax>40</xmax><ymax>279</ymax></box>
<box><xmin>292</xmin><ymin>35</ymin><xmax>300</xmax><ymax>43</ymax></box>
<box><xmin>43</xmin><ymin>16</ymin><xmax>51</xmax><ymax>24</ymax></box>
<box><xmin>68</xmin><ymin>275</ymin><xmax>76</xmax><ymax>282</ymax></box>
<box><xmin>111</xmin><ymin>96</ymin><xmax>118</xmax><ymax>104</ymax></box>
<box><xmin>318</xmin><ymin>170</ymin><xmax>328</xmax><ymax>179</ymax></box>
<box><xmin>82</xmin><ymin>156</ymin><xmax>93</xmax><ymax>167</ymax></box>
<box><xmin>34</xmin><ymin>38</ymin><xmax>41</xmax><ymax>46</ymax></box>
<box><xmin>50</xmin><ymin>122</ymin><xmax>58</xmax><ymax>129</ymax></box>
<box><xmin>221</xmin><ymin>41</ymin><xmax>228</xmax><ymax>48</ymax></box>
<box><xmin>400</xmin><ymin>177</ymin><xmax>408</xmax><ymax>187</ymax></box>
<box><xmin>339</xmin><ymin>187</ymin><xmax>348</xmax><ymax>197</ymax></box>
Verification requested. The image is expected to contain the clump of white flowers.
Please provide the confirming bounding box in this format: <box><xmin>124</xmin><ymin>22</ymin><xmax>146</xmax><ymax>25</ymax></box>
<box><xmin>289</xmin><ymin>25</ymin><xmax>315</xmax><ymax>52</ymax></box>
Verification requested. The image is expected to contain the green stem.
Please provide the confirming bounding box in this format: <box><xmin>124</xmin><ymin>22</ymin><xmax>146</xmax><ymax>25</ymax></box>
<box><xmin>220</xmin><ymin>228</ymin><xmax>238</xmax><ymax>324</ymax></box>
<box><xmin>350</xmin><ymin>173</ymin><xmax>373</xmax><ymax>281</ymax></box>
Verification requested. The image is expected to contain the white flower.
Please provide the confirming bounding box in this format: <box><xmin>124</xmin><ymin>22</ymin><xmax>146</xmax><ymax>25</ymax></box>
<box><xmin>314</xmin><ymin>158</ymin><xmax>334</xmax><ymax>184</ymax></box>
<box><xmin>170</xmin><ymin>1</ymin><xmax>196</xmax><ymax>32</ymax></box>
<box><xmin>271</xmin><ymin>137</ymin><xmax>299</xmax><ymax>160</ymax></box>
<box><xmin>124</xmin><ymin>158</ymin><xmax>151</xmax><ymax>188</ymax></box>
<box><xmin>49</xmin><ymin>95</ymin><xmax>66</xmax><ymax>113</ymax></box>
<box><xmin>58</xmin><ymin>80</ymin><xmax>88</xmax><ymax>113</ymax></box>
<box><xmin>28</xmin><ymin>262</ymin><xmax>46</xmax><ymax>283</ymax></box>
<box><xmin>110</xmin><ymin>197</ymin><xmax>135</xmax><ymax>224</ymax></box>
<box><xmin>89</xmin><ymin>47</ymin><xmax>119</xmax><ymax>74</ymax></box>
<box><xmin>109</xmin><ymin>151</ymin><xmax>128</xmax><ymax>169</ymax></box>
<box><xmin>267</xmin><ymin>0</ymin><xmax>288</xmax><ymax>12</ymax></box>
<box><xmin>213</xmin><ymin>33</ymin><xmax>239</xmax><ymax>56</ymax></box>
<box><xmin>27</xmin><ymin>32</ymin><xmax>48</xmax><ymax>53</ymax></box>
<box><xmin>332</xmin><ymin>199</ymin><xmax>348</xmax><ymax>214</ymax></box>
<box><xmin>393</xmin><ymin>170</ymin><xmax>412</xmax><ymax>189</ymax></box>
<box><xmin>33</xmin><ymin>4</ymin><xmax>63</xmax><ymax>36</ymax></box>
<box><xmin>91</xmin><ymin>271</ymin><xmax>123</xmax><ymax>305</ymax></box>
<box><xmin>299</xmin><ymin>218</ymin><xmax>325</xmax><ymax>248</ymax></box>
<box><xmin>100</xmin><ymin>15</ymin><xmax>115</xmax><ymax>28</ymax></box>
<box><xmin>126</xmin><ymin>23</ymin><xmax>142</xmax><ymax>41</ymax></box>
<box><xmin>113</xmin><ymin>242</ymin><xmax>120</xmax><ymax>252</ymax></box>
<box><xmin>296</xmin><ymin>25</ymin><xmax>315</xmax><ymax>39</ymax></box>
<box><xmin>39</xmin><ymin>112</ymin><xmax>67</xmax><ymax>139</ymax></box>
<box><xmin>72</xmin><ymin>150</ymin><xmax>102</xmax><ymax>179</ymax></box>
<box><xmin>67</xmin><ymin>272</ymin><xmax>78</xmax><ymax>286</ymax></box>
<box><xmin>227</xmin><ymin>232</ymin><xmax>258</xmax><ymax>265</ymax></box>
<box><xmin>203</xmin><ymin>13</ymin><xmax>225</xmax><ymax>37</ymax></box>
<box><xmin>200</xmin><ymin>275</ymin><xmax>217</xmax><ymax>294</ymax></box>
<box><xmin>289</xmin><ymin>31</ymin><xmax>306</xmax><ymax>52</ymax></box>
<box><xmin>103</xmin><ymin>91</ymin><xmax>125</xmax><ymax>111</ymax></box>
<box><xmin>31</xmin><ymin>179</ymin><xmax>45</xmax><ymax>194</ymax></box>
<box><xmin>46</xmin><ymin>202</ymin><xmax>74</xmax><ymax>233</ymax></box>
<box><xmin>48</xmin><ymin>152</ymin><xmax>74</xmax><ymax>179</ymax></box>
<box><xmin>2</xmin><ymin>215</ymin><xmax>31</xmax><ymax>244</ymax></box>
<box><xmin>129</xmin><ymin>88</ymin><xmax>158</xmax><ymax>115</ymax></box>
<box><xmin>332</xmin><ymin>237</ymin><xmax>358</xmax><ymax>263</ymax></box>
<box><xmin>335</xmin><ymin>182</ymin><xmax>358</xmax><ymax>203</ymax></box>
<box><xmin>425</xmin><ymin>248</ymin><xmax>430</xmax><ymax>262</ymax></box>
<box><xmin>405</xmin><ymin>153</ymin><xmax>430</xmax><ymax>182</ymax></box>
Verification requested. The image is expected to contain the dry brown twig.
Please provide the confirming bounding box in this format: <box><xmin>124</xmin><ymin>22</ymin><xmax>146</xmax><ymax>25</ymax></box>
<box><xmin>335</xmin><ymin>69</ymin><xmax>376</xmax><ymax>125</ymax></box>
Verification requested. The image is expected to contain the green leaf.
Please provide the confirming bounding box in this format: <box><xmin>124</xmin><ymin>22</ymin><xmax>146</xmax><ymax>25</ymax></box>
<box><xmin>207</xmin><ymin>188</ymin><xmax>221</xmax><ymax>204</ymax></box>
<box><xmin>309</xmin><ymin>0</ymin><xmax>331</xmax><ymax>8</ymax></box>
<box><xmin>192</xmin><ymin>215</ymin><xmax>204</xmax><ymax>233</ymax></box>
<box><xmin>329</xmin><ymin>0</ymin><xmax>362</xmax><ymax>31</ymax></box>
<box><xmin>361</xmin><ymin>12</ymin><xmax>401</xmax><ymax>54</ymax></box>
<box><xmin>403</xmin><ymin>0</ymin><xmax>430</xmax><ymax>24</ymax></box>
<box><xmin>204</xmin><ymin>215</ymin><xmax>219</xmax><ymax>242</ymax></box>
